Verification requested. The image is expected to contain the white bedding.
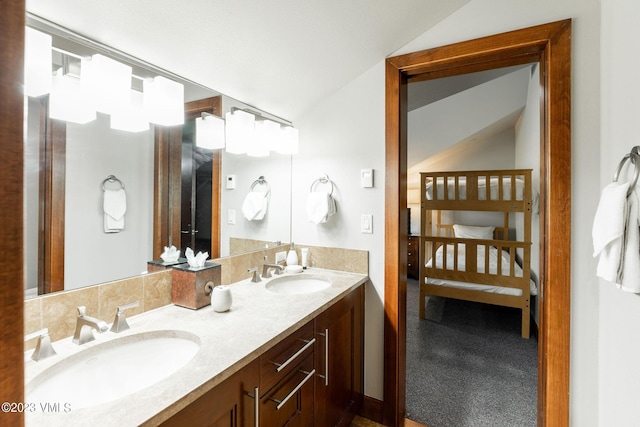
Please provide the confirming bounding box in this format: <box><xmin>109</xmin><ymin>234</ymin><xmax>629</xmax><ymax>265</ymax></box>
<box><xmin>425</xmin><ymin>244</ymin><xmax>537</xmax><ymax>296</ymax></box>
<box><xmin>425</xmin><ymin>176</ymin><xmax>527</xmax><ymax>201</ymax></box>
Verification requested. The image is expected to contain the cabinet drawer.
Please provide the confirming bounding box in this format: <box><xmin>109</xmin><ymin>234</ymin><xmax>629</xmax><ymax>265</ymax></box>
<box><xmin>260</xmin><ymin>353</ymin><xmax>314</xmax><ymax>426</ymax></box>
<box><xmin>260</xmin><ymin>320</ymin><xmax>314</xmax><ymax>393</ymax></box>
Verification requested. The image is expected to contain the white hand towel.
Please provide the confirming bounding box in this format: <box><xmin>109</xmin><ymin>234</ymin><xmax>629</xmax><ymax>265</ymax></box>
<box><xmin>593</xmin><ymin>182</ymin><xmax>629</xmax><ymax>282</ymax></box>
<box><xmin>618</xmin><ymin>187</ymin><xmax>640</xmax><ymax>292</ymax></box>
<box><xmin>307</xmin><ymin>192</ymin><xmax>336</xmax><ymax>224</ymax></box>
<box><xmin>103</xmin><ymin>188</ymin><xmax>127</xmax><ymax>233</ymax></box>
<box><xmin>242</xmin><ymin>191</ymin><xmax>268</xmax><ymax>221</ymax></box>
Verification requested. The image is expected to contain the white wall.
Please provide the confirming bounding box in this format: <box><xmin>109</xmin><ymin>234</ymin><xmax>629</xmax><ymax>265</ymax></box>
<box><xmin>293</xmin><ymin>62</ymin><xmax>386</xmax><ymax>398</ymax></box>
<box><xmin>515</xmin><ymin>64</ymin><xmax>542</xmax><ymax>324</ymax></box>
<box><xmin>219</xmin><ymin>96</ymin><xmax>293</xmax><ymax>256</ymax></box>
<box><xmin>599</xmin><ymin>1</ymin><xmax>640</xmax><ymax>425</ymax></box>
<box><xmin>65</xmin><ymin>114</ymin><xmax>154</xmax><ymax>289</ymax></box>
<box><xmin>220</xmin><ymin>152</ymin><xmax>291</xmax><ymax>256</ymax></box>
<box><xmin>293</xmin><ymin>0</ymin><xmax>601</xmax><ymax>422</ymax></box>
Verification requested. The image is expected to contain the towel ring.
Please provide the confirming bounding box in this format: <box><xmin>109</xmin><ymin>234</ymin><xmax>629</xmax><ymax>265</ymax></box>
<box><xmin>250</xmin><ymin>176</ymin><xmax>271</xmax><ymax>197</ymax></box>
<box><xmin>102</xmin><ymin>175</ymin><xmax>125</xmax><ymax>191</ymax></box>
<box><xmin>310</xmin><ymin>174</ymin><xmax>335</xmax><ymax>196</ymax></box>
<box><xmin>613</xmin><ymin>146</ymin><xmax>640</xmax><ymax>196</ymax></box>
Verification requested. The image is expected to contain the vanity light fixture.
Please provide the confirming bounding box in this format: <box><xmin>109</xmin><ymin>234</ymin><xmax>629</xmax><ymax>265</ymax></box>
<box><xmin>49</xmin><ymin>67</ymin><xmax>97</xmax><ymax>124</ymax></box>
<box><xmin>249</xmin><ymin>119</ymin><xmax>279</xmax><ymax>157</ymax></box>
<box><xmin>110</xmin><ymin>89</ymin><xmax>150</xmax><ymax>132</ymax></box>
<box><xmin>24</xmin><ymin>27</ymin><xmax>52</xmax><ymax>97</ymax></box>
<box><xmin>82</xmin><ymin>54</ymin><xmax>132</xmax><ymax>115</ymax></box>
<box><xmin>195</xmin><ymin>112</ymin><xmax>225</xmax><ymax>149</ymax></box>
<box><xmin>226</xmin><ymin>107</ymin><xmax>299</xmax><ymax>156</ymax></box>
<box><xmin>225</xmin><ymin>109</ymin><xmax>255</xmax><ymax>154</ymax></box>
<box><xmin>143</xmin><ymin>76</ymin><xmax>185</xmax><ymax>127</ymax></box>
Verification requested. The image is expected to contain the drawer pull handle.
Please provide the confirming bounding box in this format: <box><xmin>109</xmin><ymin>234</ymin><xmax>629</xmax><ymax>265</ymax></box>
<box><xmin>316</xmin><ymin>328</ymin><xmax>329</xmax><ymax>386</ymax></box>
<box><xmin>271</xmin><ymin>369</ymin><xmax>315</xmax><ymax>410</ymax></box>
<box><xmin>271</xmin><ymin>337</ymin><xmax>316</xmax><ymax>372</ymax></box>
<box><xmin>245</xmin><ymin>386</ymin><xmax>260</xmax><ymax>427</ymax></box>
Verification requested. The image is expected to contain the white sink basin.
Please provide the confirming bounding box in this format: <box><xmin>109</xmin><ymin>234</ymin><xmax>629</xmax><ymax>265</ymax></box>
<box><xmin>265</xmin><ymin>274</ymin><xmax>331</xmax><ymax>295</ymax></box>
<box><xmin>27</xmin><ymin>330</ymin><xmax>200</xmax><ymax>410</ymax></box>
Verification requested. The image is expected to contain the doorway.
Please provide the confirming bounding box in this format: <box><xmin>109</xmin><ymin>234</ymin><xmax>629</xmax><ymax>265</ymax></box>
<box><xmin>180</xmin><ymin>118</ymin><xmax>216</xmax><ymax>254</ymax></box>
<box><xmin>383</xmin><ymin>20</ymin><xmax>571</xmax><ymax>427</ymax></box>
<box><xmin>153</xmin><ymin>97</ymin><xmax>222</xmax><ymax>259</ymax></box>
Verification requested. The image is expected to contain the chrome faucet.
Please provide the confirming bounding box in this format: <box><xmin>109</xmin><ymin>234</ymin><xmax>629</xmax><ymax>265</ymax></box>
<box><xmin>262</xmin><ymin>262</ymin><xmax>285</xmax><ymax>278</ymax></box>
<box><xmin>110</xmin><ymin>300</ymin><xmax>139</xmax><ymax>333</ymax></box>
<box><xmin>72</xmin><ymin>306</ymin><xmax>108</xmax><ymax>345</ymax></box>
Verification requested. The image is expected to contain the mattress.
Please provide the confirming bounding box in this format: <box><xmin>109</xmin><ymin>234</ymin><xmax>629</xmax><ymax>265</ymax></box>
<box><xmin>425</xmin><ymin>244</ymin><xmax>537</xmax><ymax>296</ymax></box>
<box><xmin>425</xmin><ymin>176</ymin><xmax>527</xmax><ymax>201</ymax></box>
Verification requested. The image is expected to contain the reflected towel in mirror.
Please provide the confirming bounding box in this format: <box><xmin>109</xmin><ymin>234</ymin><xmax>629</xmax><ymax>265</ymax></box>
<box><xmin>103</xmin><ymin>188</ymin><xmax>127</xmax><ymax>233</ymax></box>
<box><xmin>242</xmin><ymin>191</ymin><xmax>269</xmax><ymax>221</ymax></box>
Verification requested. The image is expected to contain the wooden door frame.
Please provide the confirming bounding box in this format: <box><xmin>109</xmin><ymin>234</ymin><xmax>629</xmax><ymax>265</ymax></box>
<box><xmin>383</xmin><ymin>20</ymin><xmax>571</xmax><ymax>426</ymax></box>
<box><xmin>153</xmin><ymin>96</ymin><xmax>222</xmax><ymax>259</ymax></box>
<box><xmin>0</xmin><ymin>1</ymin><xmax>26</xmax><ymax>426</ymax></box>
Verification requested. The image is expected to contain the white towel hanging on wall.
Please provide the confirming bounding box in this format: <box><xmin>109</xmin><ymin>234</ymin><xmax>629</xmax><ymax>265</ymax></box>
<box><xmin>104</xmin><ymin>188</ymin><xmax>127</xmax><ymax>232</ymax></box>
<box><xmin>306</xmin><ymin>192</ymin><xmax>336</xmax><ymax>224</ymax></box>
<box><xmin>307</xmin><ymin>174</ymin><xmax>337</xmax><ymax>224</ymax></box>
<box><xmin>102</xmin><ymin>175</ymin><xmax>126</xmax><ymax>233</ymax></box>
<box><xmin>592</xmin><ymin>181</ymin><xmax>629</xmax><ymax>282</ymax></box>
<box><xmin>242</xmin><ymin>176</ymin><xmax>270</xmax><ymax>221</ymax></box>
<box><xmin>592</xmin><ymin>147</ymin><xmax>640</xmax><ymax>292</ymax></box>
<box><xmin>242</xmin><ymin>191</ymin><xmax>269</xmax><ymax>221</ymax></box>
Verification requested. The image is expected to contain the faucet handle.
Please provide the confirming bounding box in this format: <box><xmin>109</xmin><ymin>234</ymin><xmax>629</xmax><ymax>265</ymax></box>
<box><xmin>110</xmin><ymin>300</ymin><xmax>140</xmax><ymax>333</ymax></box>
<box><xmin>25</xmin><ymin>328</ymin><xmax>57</xmax><ymax>361</ymax></box>
<box><xmin>248</xmin><ymin>267</ymin><xmax>261</xmax><ymax>283</ymax></box>
<box><xmin>77</xmin><ymin>306</ymin><xmax>87</xmax><ymax>317</ymax></box>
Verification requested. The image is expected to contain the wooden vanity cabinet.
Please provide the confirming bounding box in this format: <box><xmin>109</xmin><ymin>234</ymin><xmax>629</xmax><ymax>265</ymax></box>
<box><xmin>259</xmin><ymin>352</ymin><xmax>315</xmax><ymax>426</ymax></box>
<box><xmin>160</xmin><ymin>358</ymin><xmax>259</xmax><ymax>427</ymax></box>
<box><xmin>259</xmin><ymin>320</ymin><xmax>315</xmax><ymax>426</ymax></box>
<box><xmin>314</xmin><ymin>285</ymin><xmax>365</xmax><ymax>427</ymax></box>
<box><xmin>159</xmin><ymin>283</ymin><xmax>364</xmax><ymax>427</ymax></box>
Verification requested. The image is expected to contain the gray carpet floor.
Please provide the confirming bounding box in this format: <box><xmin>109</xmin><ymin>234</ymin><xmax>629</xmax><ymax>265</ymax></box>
<box><xmin>405</xmin><ymin>279</ymin><xmax>538</xmax><ymax>427</ymax></box>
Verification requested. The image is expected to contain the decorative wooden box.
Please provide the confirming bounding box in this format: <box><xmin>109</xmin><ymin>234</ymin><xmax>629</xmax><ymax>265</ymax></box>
<box><xmin>147</xmin><ymin>258</ymin><xmax>187</xmax><ymax>273</ymax></box>
<box><xmin>171</xmin><ymin>262</ymin><xmax>221</xmax><ymax>309</ymax></box>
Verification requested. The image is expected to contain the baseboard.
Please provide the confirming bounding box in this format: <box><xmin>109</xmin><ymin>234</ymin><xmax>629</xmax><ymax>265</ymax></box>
<box><xmin>358</xmin><ymin>395</ymin><xmax>383</xmax><ymax>424</ymax></box>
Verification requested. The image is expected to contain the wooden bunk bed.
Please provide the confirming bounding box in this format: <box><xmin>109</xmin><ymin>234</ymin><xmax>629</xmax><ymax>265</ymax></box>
<box><xmin>418</xmin><ymin>169</ymin><xmax>535</xmax><ymax>338</ymax></box>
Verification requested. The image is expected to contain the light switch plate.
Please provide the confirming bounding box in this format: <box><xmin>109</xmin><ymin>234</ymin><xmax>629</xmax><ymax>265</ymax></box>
<box><xmin>361</xmin><ymin>214</ymin><xmax>373</xmax><ymax>234</ymax></box>
<box><xmin>226</xmin><ymin>174</ymin><xmax>236</xmax><ymax>189</ymax></box>
<box><xmin>227</xmin><ymin>209</ymin><xmax>236</xmax><ymax>225</ymax></box>
<box><xmin>360</xmin><ymin>169</ymin><xmax>374</xmax><ymax>188</ymax></box>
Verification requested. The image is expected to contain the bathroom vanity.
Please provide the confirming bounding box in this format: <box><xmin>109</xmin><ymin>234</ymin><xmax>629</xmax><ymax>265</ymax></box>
<box><xmin>25</xmin><ymin>268</ymin><xmax>366</xmax><ymax>427</ymax></box>
<box><xmin>162</xmin><ymin>287</ymin><xmax>363</xmax><ymax>426</ymax></box>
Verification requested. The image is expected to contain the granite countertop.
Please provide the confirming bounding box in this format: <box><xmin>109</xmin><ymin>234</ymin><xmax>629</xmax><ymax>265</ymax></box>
<box><xmin>24</xmin><ymin>268</ymin><xmax>368</xmax><ymax>427</ymax></box>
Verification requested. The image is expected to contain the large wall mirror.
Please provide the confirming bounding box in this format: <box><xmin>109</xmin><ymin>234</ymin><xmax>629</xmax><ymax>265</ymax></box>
<box><xmin>24</xmin><ymin>15</ymin><xmax>292</xmax><ymax>298</ymax></box>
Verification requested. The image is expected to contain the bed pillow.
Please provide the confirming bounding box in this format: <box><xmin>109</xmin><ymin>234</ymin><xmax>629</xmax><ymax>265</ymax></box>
<box><xmin>453</xmin><ymin>224</ymin><xmax>495</xmax><ymax>240</ymax></box>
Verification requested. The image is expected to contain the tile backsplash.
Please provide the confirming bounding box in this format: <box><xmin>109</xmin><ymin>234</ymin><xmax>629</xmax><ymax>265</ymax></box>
<box><xmin>24</xmin><ymin>244</ymin><xmax>368</xmax><ymax>350</ymax></box>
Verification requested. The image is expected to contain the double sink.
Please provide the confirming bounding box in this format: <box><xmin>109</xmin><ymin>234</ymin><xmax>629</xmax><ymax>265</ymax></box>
<box><xmin>26</xmin><ymin>273</ymin><xmax>332</xmax><ymax>411</ymax></box>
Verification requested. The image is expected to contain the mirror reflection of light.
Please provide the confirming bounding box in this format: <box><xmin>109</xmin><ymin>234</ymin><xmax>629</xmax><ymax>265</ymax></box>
<box><xmin>24</xmin><ymin>27</ymin><xmax>51</xmax><ymax>97</ymax></box>
<box><xmin>110</xmin><ymin>89</ymin><xmax>150</xmax><ymax>133</ymax></box>
<box><xmin>195</xmin><ymin>114</ymin><xmax>225</xmax><ymax>149</ymax></box>
<box><xmin>49</xmin><ymin>68</ymin><xmax>97</xmax><ymax>124</ymax></box>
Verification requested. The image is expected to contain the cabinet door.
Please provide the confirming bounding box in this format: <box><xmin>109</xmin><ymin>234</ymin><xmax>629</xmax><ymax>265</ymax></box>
<box><xmin>315</xmin><ymin>285</ymin><xmax>364</xmax><ymax>427</ymax></box>
<box><xmin>160</xmin><ymin>359</ymin><xmax>259</xmax><ymax>427</ymax></box>
<box><xmin>260</xmin><ymin>353</ymin><xmax>315</xmax><ymax>427</ymax></box>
